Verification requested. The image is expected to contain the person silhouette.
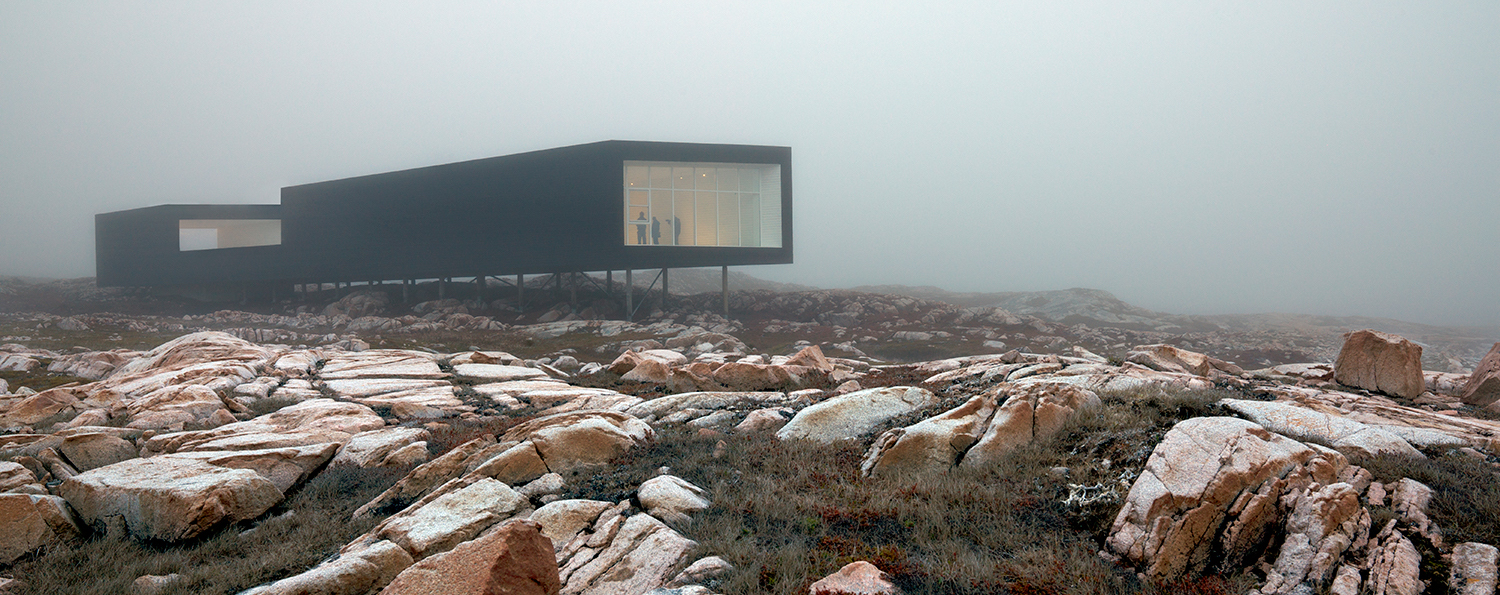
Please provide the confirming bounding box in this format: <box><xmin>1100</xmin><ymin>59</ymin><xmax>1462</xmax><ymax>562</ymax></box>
<box><xmin>673</xmin><ymin>216</ymin><xmax>682</xmax><ymax>245</ymax></box>
<box><xmin>634</xmin><ymin>211</ymin><xmax>647</xmax><ymax>244</ymax></box>
<box><xmin>650</xmin><ymin>216</ymin><xmax>661</xmax><ymax>245</ymax></box>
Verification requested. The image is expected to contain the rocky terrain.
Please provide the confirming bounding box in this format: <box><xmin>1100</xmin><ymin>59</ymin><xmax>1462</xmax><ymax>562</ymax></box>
<box><xmin>0</xmin><ymin>275</ymin><xmax>1498</xmax><ymax>594</ymax></box>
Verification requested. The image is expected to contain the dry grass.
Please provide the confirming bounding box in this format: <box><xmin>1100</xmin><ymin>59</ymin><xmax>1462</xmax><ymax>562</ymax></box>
<box><xmin>244</xmin><ymin>396</ymin><xmax>302</xmax><ymax>418</ymax></box>
<box><xmin>425</xmin><ymin>414</ymin><xmax>537</xmax><ymax>458</ymax></box>
<box><xmin>0</xmin><ymin>368</ymin><xmax>91</xmax><ymax>394</ymax></box>
<box><xmin>10</xmin><ymin>464</ymin><xmax>410</xmax><ymax>595</ymax></box>
<box><xmin>562</xmin><ymin>385</ymin><xmax>1255</xmax><ymax>595</ymax></box>
<box><xmin>1356</xmin><ymin>451</ymin><xmax>1500</xmax><ymax>546</ymax></box>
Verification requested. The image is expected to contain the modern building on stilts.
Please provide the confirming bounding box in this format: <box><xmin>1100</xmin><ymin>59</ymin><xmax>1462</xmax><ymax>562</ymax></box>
<box><xmin>94</xmin><ymin>140</ymin><xmax>793</xmax><ymax>319</ymax></box>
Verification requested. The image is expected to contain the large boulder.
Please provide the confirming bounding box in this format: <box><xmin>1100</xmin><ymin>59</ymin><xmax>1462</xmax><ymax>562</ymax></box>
<box><xmin>501</xmin><ymin>410</ymin><xmax>654</xmax><ymax>473</ymax></box>
<box><xmin>0</xmin><ymin>462</ymin><xmax>40</xmax><ymax>492</ymax></box>
<box><xmin>114</xmin><ymin>331</ymin><xmax>273</xmax><ymax>376</ymax></box>
<box><xmin>376</xmin><ymin>478</ymin><xmax>529</xmax><ymax>559</ymax></box>
<box><xmin>0</xmin><ymin>386</ymin><xmax>83</xmax><ymax>428</ymax></box>
<box><xmin>606</xmin><ymin>350</ymin><xmax>686</xmax><ymax>377</ymax></box>
<box><xmin>1106</xmin><ymin>417</ymin><xmax>1345</xmax><ymax>581</ymax></box>
<box><xmin>710</xmin><ymin>362</ymin><xmax>817</xmax><ymax>391</ymax></box>
<box><xmin>735</xmin><ymin>407</ymin><xmax>794</xmax><ymax>434</ymax></box>
<box><xmin>381</xmin><ymin>518</ymin><xmax>560</xmax><ymax>595</ymax></box>
<box><xmin>331</xmin><ymin>427</ymin><xmax>432</xmax><ymax>468</ymax></box>
<box><xmin>1127</xmin><ymin>344</ymin><xmax>1243</xmax><ymax>377</ymax></box>
<box><xmin>861</xmin><ymin>394</ymin><xmax>995</xmax><ymax>477</ymax></box>
<box><xmin>1460</xmin><ymin>342</ymin><xmax>1500</xmax><ymax>407</ymax></box>
<box><xmin>557</xmin><ymin>513</ymin><xmax>696</xmax><ymax>595</ymax></box>
<box><xmin>0</xmin><ymin>494</ymin><xmax>83</xmax><ymax>564</ymax></box>
<box><xmin>0</xmin><ymin>354</ymin><xmax>41</xmax><ymax>373</ymax></box>
<box><xmin>531</xmin><ymin>500</ymin><xmax>615</xmax><ymax>546</ymax></box>
<box><xmin>637</xmin><ymin>475</ymin><xmax>709</xmax><ymax>528</ymax></box>
<box><xmin>959</xmin><ymin>383</ymin><xmax>1099</xmax><ymax>469</ymax></box>
<box><xmin>785</xmin><ymin>345</ymin><xmax>835</xmax><ymax>373</ymax></box>
<box><xmin>57</xmin><ymin>432</ymin><xmax>138</xmax><ymax>472</ymax></box>
<box><xmin>776</xmin><ymin>387</ymin><xmax>937</xmax><ymax>444</ymax></box>
<box><xmin>164</xmin><ymin>443</ymin><xmax>340</xmax><ymax>493</ymax></box>
<box><xmin>1333</xmin><ymin>330</ymin><xmax>1424</xmax><ymax>399</ymax></box>
<box><xmin>59</xmin><ymin>456</ymin><xmax>283</xmax><ymax>541</ymax></box>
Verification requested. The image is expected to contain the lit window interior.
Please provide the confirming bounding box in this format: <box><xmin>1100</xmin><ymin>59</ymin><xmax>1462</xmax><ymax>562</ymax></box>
<box><xmin>178</xmin><ymin>219</ymin><xmax>282</xmax><ymax>251</ymax></box>
<box><xmin>624</xmin><ymin>162</ymin><xmax>781</xmax><ymax>247</ymax></box>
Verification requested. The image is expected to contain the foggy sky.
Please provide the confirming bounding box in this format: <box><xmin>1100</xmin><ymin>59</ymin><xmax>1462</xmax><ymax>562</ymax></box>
<box><xmin>2</xmin><ymin>2</ymin><xmax>1496</xmax><ymax>326</ymax></box>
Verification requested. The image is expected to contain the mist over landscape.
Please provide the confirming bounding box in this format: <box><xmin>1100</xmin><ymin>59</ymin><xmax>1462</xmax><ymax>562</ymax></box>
<box><xmin>9</xmin><ymin>5</ymin><xmax>1500</xmax><ymax>593</ymax></box>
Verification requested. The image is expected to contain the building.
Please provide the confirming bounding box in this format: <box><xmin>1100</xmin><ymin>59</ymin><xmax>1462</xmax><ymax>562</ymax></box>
<box><xmin>95</xmin><ymin>140</ymin><xmax>792</xmax><ymax>311</ymax></box>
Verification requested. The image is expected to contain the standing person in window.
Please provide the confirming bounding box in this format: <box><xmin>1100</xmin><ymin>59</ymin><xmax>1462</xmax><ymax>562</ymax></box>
<box><xmin>673</xmin><ymin>216</ymin><xmax>683</xmax><ymax>245</ymax></box>
<box><xmin>635</xmin><ymin>211</ymin><xmax>648</xmax><ymax>244</ymax></box>
<box><xmin>651</xmin><ymin>216</ymin><xmax>662</xmax><ymax>245</ymax></box>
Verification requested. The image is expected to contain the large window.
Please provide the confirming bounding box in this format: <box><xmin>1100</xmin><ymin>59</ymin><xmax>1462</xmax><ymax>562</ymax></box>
<box><xmin>179</xmin><ymin>219</ymin><xmax>281</xmax><ymax>251</ymax></box>
<box><xmin>624</xmin><ymin>162</ymin><xmax>781</xmax><ymax>247</ymax></box>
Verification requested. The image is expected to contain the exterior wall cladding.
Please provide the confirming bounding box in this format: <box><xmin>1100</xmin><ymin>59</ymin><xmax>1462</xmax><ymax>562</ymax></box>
<box><xmin>95</xmin><ymin>141</ymin><xmax>793</xmax><ymax>288</ymax></box>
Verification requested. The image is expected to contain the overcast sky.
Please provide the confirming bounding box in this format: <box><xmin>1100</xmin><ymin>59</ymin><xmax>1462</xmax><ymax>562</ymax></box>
<box><xmin>2</xmin><ymin>2</ymin><xmax>1495</xmax><ymax>326</ymax></box>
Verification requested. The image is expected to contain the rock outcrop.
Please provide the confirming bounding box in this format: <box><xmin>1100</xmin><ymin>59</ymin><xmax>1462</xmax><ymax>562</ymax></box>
<box><xmin>1450</xmin><ymin>542</ymin><xmax>1499</xmax><ymax>595</ymax></box>
<box><xmin>1460</xmin><ymin>342</ymin><xmax>1500</xmax><ymax>407</ymax></box>
<box><xmin>637</xmin><ymin>475</ymin><xmax>710</xmax><ymax>528</ymax></box>
<box><xmin>861</xmin><ymin>383</ymin><xmax>1098</xmax><ymax>476</ymax></box>
<box><xmin>960</xmin><ymin>383</ymin><xmax>1099</xmax><ymax>468</ymax></box>
<box><xmin>500</xmin><ymin>410</ymin><xmax>655</xmax><ymax>474</ymax></box>
<box><xmin>60</xmin><ymin>456</ymin><xmax>284</xmax><ymax>541</ymax></box>
<box><xmin>0</xmin><ymin>494</ymin><xmax>83</xmax><ymax>564</ymax></box>
<box><xmin>1221</xmin><ymin>399</ymin><xmax>1422</xmax><ymax>458</ymax></box>
<box><xmin>1333</xmin><ymin>330</ymin><xmax>1424</xmax><ymax>399</ymax></box>
<box><xmin>241</xmin><ymin>540</ymin><xmax>413</xmax><ymax>595</ymax></box>
<box><xmin>141</xmin><ymin>398</ymin><xmax>384</xmax><ymax>454</ymax></box>
<box><xmin>331</xmin><ymin>427</ymin><xmax>432</xmax><ymax>468</ymax></box>
<box><xmin>809</xmin><ymin>560</ymin><xmax>902</xmax><ymax>595</ymax></box>
<box><xmin>861</xmin><ymin>394</ymin><xmax>995</xmax><ymax>477</ymax></box>
<box><xmin>1127</xmin><ymin>344</ymin><xmax>1244</xmax><ymax>377</ymax></box>
<box><xmin>1107</xmin><ymin>417</ymin><xmax>1346</xmax><ymax>581</ymax></box>
<box><xmin>777</xmin><ymin>386</ymin><xmax>936</xmax><ymax>444</ymax></box>
<box><xmin>555</xmin><ymin>510</ymin><xmax>697</xmax><ymax>595</ymax></box>
<box><xmin>381</xmin><ymin>518</ymin><xmax>560</xmax><ymax>595</ymax></box>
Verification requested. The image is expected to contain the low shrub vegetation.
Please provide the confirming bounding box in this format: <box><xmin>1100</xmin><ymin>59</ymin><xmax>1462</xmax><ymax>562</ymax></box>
<box><xmin>565</xmin><ymin>385</ymin><xmax>1257</xmax><ymax>595</ymax></box>
<box><xmin>0</xmin><ymin>368</ymin><xmax>91</xmax><ymax>394</ymax></box>
<box><xmin>1356</xmin><ymin>450</ymin><xmax>1500</xmax><ymax>546</ymax></box>
<box><xmin>11</xmin><ymin>464</ymin><xmax>410</xmax><ymax>595</ymax></box>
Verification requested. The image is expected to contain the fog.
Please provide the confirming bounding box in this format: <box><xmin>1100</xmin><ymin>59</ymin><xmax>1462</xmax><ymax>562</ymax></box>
<box><xmin>2</xmin><ymin>2</ymin><xmax>1496</xmax><ymax>326</ymax></box>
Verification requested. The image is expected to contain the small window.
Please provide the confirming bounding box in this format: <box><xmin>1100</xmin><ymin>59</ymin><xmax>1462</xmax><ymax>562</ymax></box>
<box><xmin>179</xmin><ymin>219</ymin><xmax>281</xmax><ymax>251</ymax></box>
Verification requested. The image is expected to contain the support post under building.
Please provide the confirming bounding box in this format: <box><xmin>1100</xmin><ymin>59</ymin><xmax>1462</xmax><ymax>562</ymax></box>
<box><xmin>625</xmin><ymin>269</ymin><xmax>633</xmax><ymax>321</ymax></box>
<box><xmin>661</xmin><ymin>268</ymin><xmax>669</xmax><ymax>311</ymax></box>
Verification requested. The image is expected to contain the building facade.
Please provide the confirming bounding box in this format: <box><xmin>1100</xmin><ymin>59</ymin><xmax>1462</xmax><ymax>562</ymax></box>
<box><xmin>95</xmin><ymin>140</ymin><xmax>793</xmax><ymax>291</ymax></box>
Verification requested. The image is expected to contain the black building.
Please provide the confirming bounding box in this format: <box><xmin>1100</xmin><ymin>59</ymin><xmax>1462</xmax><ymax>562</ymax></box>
<box><xmin>96</xmin><ymin>140</ymin><xmax>792</xmax><ymax>302</ymax></box>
